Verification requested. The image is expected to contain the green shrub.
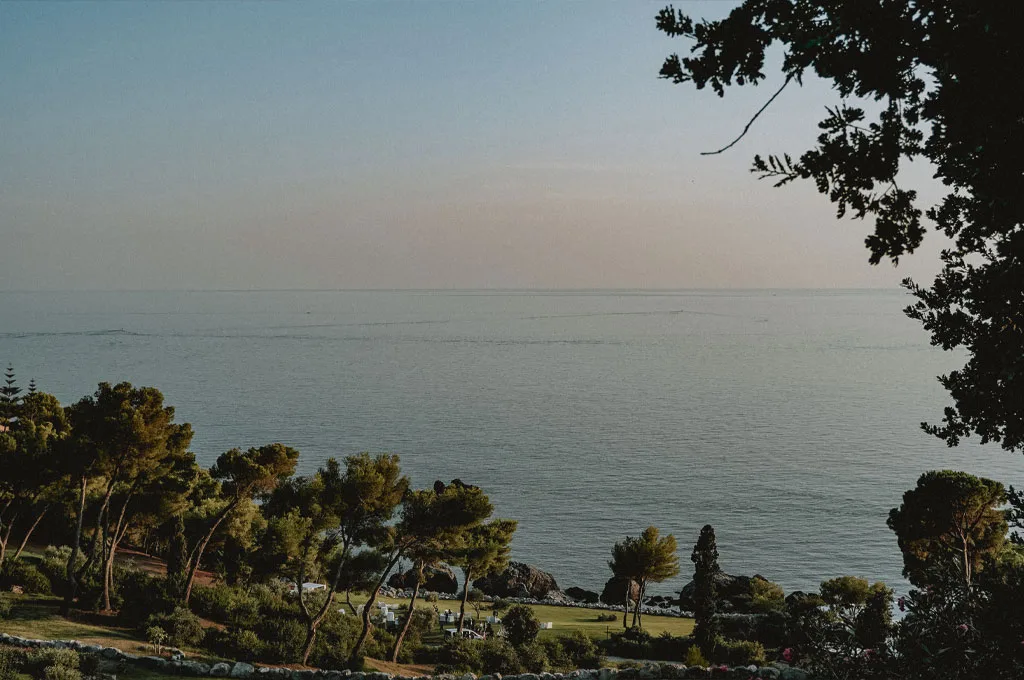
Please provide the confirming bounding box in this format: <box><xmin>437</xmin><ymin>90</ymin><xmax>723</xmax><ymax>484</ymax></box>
<box><xmin>310</xmin><ymin>614</ymin><xmax>363</xmax><ymax>670</ymax></box>
<box><xmin>595</xmin><ymin>612</ymin><xmax>617</xmax><ymax>622</ymax></box>
<box><xmin>556</xmin><ymin>631</ymin><xmax>602</xmax><ymax>669</ymax></box>
<box><xmin>684</xmin><ymin>644</ymin><xmax>708</xmax><ymax>667</ymax></box>
<box><xmin>227</xmin><ymin>595</ymin><xmax>260</xmax><ymax>629</ymax></box>
<box><xmin>749</xmin><ymin>577</ymin><xmax>786</xmax><ymax>613</ymax></box>
<box><xmin>713</xmin><ymin>638</ymin><xmax>766</xmax><ymax>666</ymax></box>
<box><xmin>0</xmin><ymin>598</ymin><xmax>12</xmax><ymax>619</ymax></box>
<box><xmin>190</xmin><ymin>583</ymin><xmax>237</xmax><ymax>622</ymax></box>
<box><xmin>0</xmin><ymin>647</ymin><xmax>28</xmax><ymax>679</ymax></box>
<box><xmin>23</xmin><ymin>649</ymin><xmax>79</xmax><ymax>678</ymax></box>
<box><xmin>38</xmin><ymin>547</ymin><xmax>75</xmax><ymax>588</ymax></box>
<box><xmin>147</xmin><ymin>607</ymin><xmax>205</xmax><ymax>648</ymax></box>
<box><xmin>515</xmin><ymin>641</ymin><xmax>549</xmax><ymax>673</ymax></box>
<box><xmin>224</xmin><ymin>628</ymin><xmax>265</xmax><ymax>663</ymax></box>
<box><xmin>502</xmin><ymin>605</ymin><xmax>541</xmax><ymax>647</ymax></box>
<box><xmin>478</xmin><ymin>639</ymin><xmax>522</xmax><ymax>675</ymax></box>
<box><xmin>435</xmin><ymin>638</ymin><xmax>483</xmax><ymax>674</ymax></box>
<box><xmin>260</xmin><ymin>617</ymin><xmax>306</xmax><ymax>664</ymax></box>
<box><xmin>42</xmin><ymin>666</ymin><xmax>81</xmax><ymax>680</ymax></box>
<box><xmin>117</xmin><ymin>569</ymin><xmax>173</xmax><ymax>626</ymax></box>
<box><xmin>0</xmin><ymin>561</ymin><xmax>52</xmax><ymax>595</ymax></box>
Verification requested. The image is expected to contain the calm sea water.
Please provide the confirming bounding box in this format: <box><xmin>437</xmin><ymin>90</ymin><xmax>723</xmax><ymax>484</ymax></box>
<box><xmin>1</xmin><ymin>290</ymin><xmax>1019</xmax><ymax>597</ymax></box>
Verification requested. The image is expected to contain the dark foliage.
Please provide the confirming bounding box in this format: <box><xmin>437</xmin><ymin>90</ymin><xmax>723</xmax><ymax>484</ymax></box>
<box><xmin>658</xmin><ymin>0</ymin><xmax>1024</xmax><ymax>452</ymax></box>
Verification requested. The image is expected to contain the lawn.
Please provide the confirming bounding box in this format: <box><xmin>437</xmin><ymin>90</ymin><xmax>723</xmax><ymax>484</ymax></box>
<box><xmin>0</xmin><ymin>593</ymin><xmax>224</xmax><ymax>664</ymax></box>
<box><xmin>354</xmin><ymin>595</ymin><xmax>694</xmax><ymax>641</ymax></box>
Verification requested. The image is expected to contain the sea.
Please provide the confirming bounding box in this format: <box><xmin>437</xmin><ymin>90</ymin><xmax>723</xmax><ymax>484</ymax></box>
<box><xmin>1</xmin><ymin>289</ymin><xmax>1019</xmax><ymax>598</ymax></box>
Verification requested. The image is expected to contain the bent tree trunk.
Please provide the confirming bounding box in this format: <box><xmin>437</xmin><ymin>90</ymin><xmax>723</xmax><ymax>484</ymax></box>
<box><xmin>102</xmin><ymin>491</ymin><xmax>134</xmax><ymax>611</ymax></box>
<box><xmin>457</xmin><ymin>567</ymin><xmax>474</xmax><ymax>634</ymax></box>
<box><xmin>183</xmin><ymin>499</ymin><xmax>238</xmax><ymax>604</ymax></box>
<box><xmin>299</xmin><ymin>542</ymin><xmax>353</xmax><ymax>666</ymax></box>
<box><xmin>13</xmin><ymin>506</ymin><xmax>49</xmax><ymax>562</ymax></box>
<box><xmin>61</xmin><ymin>477</ymin><xmax>89</xmax><ymax>617</ymax></box>
<box><xmin>349</xmin><ymin>552</ymin><xmax>401</xmax><ymax>667</ymax></box>
<box><xmin>390</xmin><ymin>561</ymin><xmax>424</xmax><ymax>662</ymax></box>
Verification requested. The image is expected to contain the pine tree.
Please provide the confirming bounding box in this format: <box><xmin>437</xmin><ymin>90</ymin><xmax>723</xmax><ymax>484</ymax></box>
<box><xmin>691</xmin><ymin>524</ymin><xmax>720</xmax><ymax>654</ymax></box>
<box><xmin>0</xmin><ymin>364</ymin><xmax>22</xmax><ymax>422</ymax></box>
<box><xmin>27</xmin><ymin>379</ymin><xmax>37</xmax><ymax>395</ymax></box>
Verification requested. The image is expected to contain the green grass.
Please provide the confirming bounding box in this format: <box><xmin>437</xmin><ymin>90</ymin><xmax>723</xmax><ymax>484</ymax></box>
<box><xmin>352</xmin><ymin>595</ymin><xmax>693</xmax><ymax>641</ymax></box>
<box><xmin>0</xmin><ymin>594</ymin><xmax>140</xmax><ymax>647</ymax></box>
<box><xmin>0</xmin><ymin>594</ymin><xmax>224</xmax><ymax>665</ymax></box>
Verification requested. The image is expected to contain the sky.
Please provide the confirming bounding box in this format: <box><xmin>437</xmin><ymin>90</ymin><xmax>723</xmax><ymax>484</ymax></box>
<box><xmin>1</xmin><ymin>1</ymin><xmax>944</xmax><ymax>291</ymax></box>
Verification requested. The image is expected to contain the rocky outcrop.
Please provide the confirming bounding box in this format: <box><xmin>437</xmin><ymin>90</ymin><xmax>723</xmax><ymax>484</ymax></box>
<box><xmin>678</xmin><ymin>572</ymin><xmax>779</xmax><ymax>613</ymax></box>
<box><xmin>473</xmin><ymin>561</ymin><xmax>560</xmax><ymax>599</ymax></box>
<box><xmin>565</xmin><ymin>586</ymin><xmax>600</xmax><ymax>604</ymax></box>
<box><xmin>388</xmin><ymin>565</ymin><xmax>458</xmax><ymax>594</ymax></box>
<box><xmin>600</xmin><ymin>575</ymin><xmax>640</xmax><ymax>606</ymax></box>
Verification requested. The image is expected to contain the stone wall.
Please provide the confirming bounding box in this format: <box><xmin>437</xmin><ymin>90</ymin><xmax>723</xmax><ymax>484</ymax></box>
<box><xmin>0</xmin><ymin>633</ymin><xmax>810</xmax><ymax>680</ymax></box>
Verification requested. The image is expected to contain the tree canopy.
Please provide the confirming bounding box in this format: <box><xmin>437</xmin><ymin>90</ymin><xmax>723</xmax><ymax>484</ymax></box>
<box><xmin>657</xmin><ymin>0</ymin><xmax>1024</xmax><ymax>452</ymax></box>
<box><xmin>887</xmin><ymin>469</ymin><xmax>1008</xmax><ymax>586</ymax></box>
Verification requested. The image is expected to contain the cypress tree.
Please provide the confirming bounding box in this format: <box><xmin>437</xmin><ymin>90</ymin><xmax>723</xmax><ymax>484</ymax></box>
<box><xmin>691</xmin><ymin>524</ymin><xmax>720</xmax><ymax>653</ymax></box>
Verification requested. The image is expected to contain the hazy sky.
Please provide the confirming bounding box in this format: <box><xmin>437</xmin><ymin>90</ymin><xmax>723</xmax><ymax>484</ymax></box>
<box><xmin>1</xmin><ymin>1</ymin><xmax>943</xmax><ymax>290</ymax></box>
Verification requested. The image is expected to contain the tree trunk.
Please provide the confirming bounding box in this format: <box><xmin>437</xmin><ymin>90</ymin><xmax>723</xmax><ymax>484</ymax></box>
<box><xmin>348</xmin><ymin>551</ymin><xmax>401</xmax><ymax>667</ymax></box>
<box><xmin>0</xmin><ymin>518</ymin><xmax>15</xmax><ymax>572</ymax></box>
<box><xmin>299</xmin><ymin>541</ymin><xmax>354</xmax><ymax>666</ymax></box>
<box><xmin>62</xmin><ymin>477</ymin><xmax>88</xmax><ymax>617</ymax></box>
<box><xmin>390</xmin><ymin>562</ymin><xmax>423</xmax><ymax>662</ymax></box>
<box><xmin>13</xmin><ymin>505</ymin><xmax>49</xmax><ymax>562</ymax></box>
<box><xmin>457</xmin><ymin>566</ymin><xmax>473</xmax><ymax>634</ymax></box>
<box><xmin>962</xmin><ymin>536</ymin><xmax>972</xmax><ymax>586</ymax></box>
<box><xmin>635</xmin><ymin>580</ymin><xmax>646</xmax><ymax>629</ymax></box>
<box><xmin>102</xmin><ymin>492</ymin><xmax>134</xmax><ymax>611</ymax></box>
<box><xmin>183</xmin><ymin>499</ymin><xmax>237</xmax><ymax>604</ymax></box>
<box><xmin>622</xmin><ymin>579</ymin><xmax>630</xmax><ymax>628</ymax></box>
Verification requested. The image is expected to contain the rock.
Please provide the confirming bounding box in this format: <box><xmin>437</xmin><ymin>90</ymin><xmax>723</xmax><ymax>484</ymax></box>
<box><xmin>180</xmin><ymin>661</ymin><xmax>212</xmax><ymax>676</ymax></box>
<box><xmin>231</xmin><ymin>663</ymin><xmax>256</xmax><ymax>678</ymax></box>
<box><xmin>564</xmin><ymin>587</ymin><xmax>600</xmax><ymax>604</ymax></box>
<box><xmin>778</xmin><ymin>670</ymin><xmax>807</xmax><ymax>680</ymax></box>
<box><xmin>100</xmin><ymin>648</ymin><xmax>122</xmax><ymax>660</ymax></box>
<box><xmin>755</xmin><ymin>669</ymin><xmax>779</xmax><ymax>680</ymax></box>
<box><xmin>211</xmin><ymin>663</ymin><xmax>232</xmax><ymax>677</ymax></box>
<box><xmin>473</xmin><ymin>562</ymin><xmax>560</xmax><ymax>600</ymax></box>
<box><xmin>140</xmin><ymin>657</ymin><xmax>168</xmax><ymax>670</ymax></box>
<box><xmin>599</xmin><ymin>576</ymin><xmax>640</xmax><ymax>606</ymax></box>
<box><xmin>677</xmin><ymin>573</ymin><xmax>780</xmax><ymax>614</ymax></box>
<box><xmin>290</xmin><ymin>671</ymin><xmax>315</xmax><ymax>680</ymax></box>
<box><xmin>388</xmin><ymin>565</ymin><xmax>459</xmax><ymax>594</ymax></box>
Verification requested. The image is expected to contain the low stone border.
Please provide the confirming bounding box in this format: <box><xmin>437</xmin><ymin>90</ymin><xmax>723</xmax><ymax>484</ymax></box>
<box><xmin>0</xmin><ymin>633</ymin><xmax>809</xmax><ymax>680</ymax></box>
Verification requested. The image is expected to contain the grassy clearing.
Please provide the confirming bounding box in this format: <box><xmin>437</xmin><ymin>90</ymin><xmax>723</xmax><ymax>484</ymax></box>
<box><xmin>0</xmin><ymin>594</ymin><xmax>224</xmax><ymax>664</ymax></box>
<box><xmin>354</xmin><ymin>595</ymin><xmax>694</xmax><ymax>641</ymax></box>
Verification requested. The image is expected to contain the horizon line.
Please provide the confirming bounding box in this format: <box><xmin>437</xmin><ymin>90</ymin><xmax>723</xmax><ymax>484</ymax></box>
<box><xmin>0</xmin><ymin>286</ymin><xmax>908</xmax><ymax>294</ymax></box>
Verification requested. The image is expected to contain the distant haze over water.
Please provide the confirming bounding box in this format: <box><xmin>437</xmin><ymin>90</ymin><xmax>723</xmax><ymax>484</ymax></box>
<box><xmin>1</xmin><ymin>289</ymin><xmax>1018</xmax><ymax>596</ymax></box>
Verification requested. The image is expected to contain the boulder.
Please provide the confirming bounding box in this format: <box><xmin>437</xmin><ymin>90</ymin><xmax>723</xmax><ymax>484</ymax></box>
<box><xmin>473</xmin><ymin>562</ymin><xmax>560</xmax><ymax>600</ymax></box>
<box><xmin>179</xmin><ymin>661</ymin><xmax>211</xmax><ymax>676</ymax></box>
<box><xmin>678</xmin><ymin>573</ymin><xmax>779</xmax><ymax>614</ymax></box>
<box><xmin>565</xmin><ymin>587</ymin><xmax>600</xmax><ymax>604</ymax></box>
<box><xmin>388</xmin><ymin>565</ymin><xmax>459</xmax><ymax>594</ymax></box>
<box><xmin>140</xmin><ymin>656</ymin><xmax>169</xmax><ymax>670</ymax></box>
<box><xmin>230</xmin><ymin>663</ymin><xmax>256</xmax><ymax>678</ymax></box>
<box><xmin>211</xmin><ymin>663</ymin><xmax>232</xmax><ymax>677</ymax></box>
<box><xmin>599</xmin><ymin>576</ymin><xmax>639</xmax><ymax>606</ymax></box>
<box><xmin>100</xmin><ymin>648</ymin><xmax>122</xmax><ymax>660</ymax></box>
